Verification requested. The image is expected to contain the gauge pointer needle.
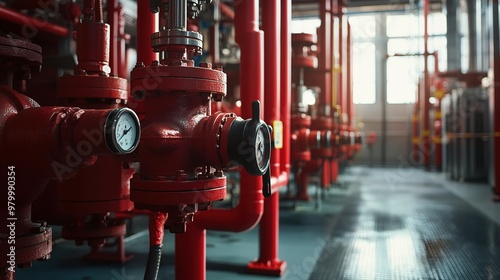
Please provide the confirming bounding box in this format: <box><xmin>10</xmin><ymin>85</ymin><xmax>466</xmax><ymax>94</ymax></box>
<box><xmin>118</xmin><ymin>126</ymin><xmax>132</xmax><ymax>141</ymax></box>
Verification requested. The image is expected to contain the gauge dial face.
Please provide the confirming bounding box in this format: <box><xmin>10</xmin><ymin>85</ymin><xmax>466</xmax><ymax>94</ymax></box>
<box><xmin>115</xmin><ymin>112</ymin><xmax>138</xmax><ymax>152</ymax></box>
<box><xmin>255</xmin><ymin>127</ymin><xmax>267</xmax><ymax>170</ymax></box>
<box><xmin>105</xmin><ymin>108</ymin><xmax>140</xmax><ymax>154</ymax></box>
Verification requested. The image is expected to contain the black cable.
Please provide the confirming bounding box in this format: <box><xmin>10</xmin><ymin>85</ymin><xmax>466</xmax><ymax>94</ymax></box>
<box><xmin>143</xmin><ymin>244</ymin><xmax>163</xmax><ymax>280</ymax></box>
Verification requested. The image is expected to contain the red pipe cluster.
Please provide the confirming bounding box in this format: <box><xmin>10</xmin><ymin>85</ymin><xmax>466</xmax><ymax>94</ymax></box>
<box><xmin>0</xmin><ymin>34</ymin><xmax>137</xmax><ymax>279</ymax></box>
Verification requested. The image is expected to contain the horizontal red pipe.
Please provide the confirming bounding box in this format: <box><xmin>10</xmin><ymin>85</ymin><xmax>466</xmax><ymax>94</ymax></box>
<box><xmin>0</xmin><ymin>6</ymin><xmax>68</xmax><ymax>37</ymax></box>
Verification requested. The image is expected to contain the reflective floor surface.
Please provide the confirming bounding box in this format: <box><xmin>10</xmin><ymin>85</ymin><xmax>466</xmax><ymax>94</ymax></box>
<box><xmin>15</xmin><ymin>167</ymin><xmax>500</xmax><ymax>280</ymax></box>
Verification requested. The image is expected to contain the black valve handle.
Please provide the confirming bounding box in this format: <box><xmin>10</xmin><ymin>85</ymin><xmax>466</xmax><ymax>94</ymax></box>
<box><xmin>251</xmin><ymin>101</ymin><xmax>272</xmax><ymax>198</ymax></box>
<box><xmin>227</xmin><ymin>100</ymin><xmax>273</xmax><ymax>197</ymax></box>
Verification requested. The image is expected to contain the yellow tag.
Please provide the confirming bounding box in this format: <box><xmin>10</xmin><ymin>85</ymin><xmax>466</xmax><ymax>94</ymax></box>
<box><xmin>272</xmin><ymin>120</ymin><xmax>283</xmax><ymax>149</ymax></box>
<box><xmin>435</xmin><ymin>89</ymin><xmax>444</xmax><ymax>99</ymax></box>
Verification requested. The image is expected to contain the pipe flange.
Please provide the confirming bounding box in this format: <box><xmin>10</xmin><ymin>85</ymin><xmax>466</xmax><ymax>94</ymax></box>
<box><xmin>130</xmin><ymin>176</ymin><xmax>227</xmax><ymax>206</ymax></box>
<box><xmin>131</xmin><ymin>65</ymin><xmax>226</xmax><ymax>97</ymax></box>
<box><xmin>57</xmin><ymin>75</ymin><xmax>129</xmax><ymax>101</ymax></box>
<box><xmin>0</xmin><ymin>36</ymin><xmax>42</xmax><ymax>67</ymax></box>
<box><xmin>152</xmin><ymin>30</ymin><xmax>203</xmax><ymax>53</ymax></box>
<box><xmin>0</xmin><ymin>224</ymin><xmax>52</xmax><ymax>265</ymax></box>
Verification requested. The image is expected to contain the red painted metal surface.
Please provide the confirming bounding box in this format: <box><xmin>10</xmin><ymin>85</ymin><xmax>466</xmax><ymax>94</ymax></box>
<box><xmin>263</xmin><ymin>0</ymin><xmax>281</xmax><ymax>179</ymax></box>
<box><xmin>0</xmin><ymin>5</ymin><xmax>69</xmax><ymax>37</ymax></box>
<box><xmin>52</xmin><ymin>1</ymin><xmax>134</xmax><ymax>262</ymax></box>
<box><xmin>219</xmin><ymin>2</ymin><xmax>234</xmax><ymax>21</ymax></box>
<box><xmin>108</xmin><ymin>0</ymin><xmax>127</xmax><ymax>78</ymax></box>
<box><xmin>1</xmin><ymin>61</ymin><xmax>127</xmax><ymax>279</ymax></box>
<box><xmin>290</xmin><ymin>33</ymin><xmax>316</xmax><ymax>170</ymax></box>
<box><xmin>248</xmin><ymin>0</ymin><xmax>287</xmax><ymax>275</ymax></box>
<box><xmin>130</xmin><ymin>0</ymin><xmax>157</xmax><ymax>116</ymax></box>
<box><xmin>413</xmin><ymin>81</ymin><xmax>421</xmax><ymax>163</ymax></box>
<box><xmin>280</xmin><ymin>2</ymin><xmax>292</xmax><ymax>177</ymax></box>
<box><xmin>130</xmin><ymin>60</ymin><xmax>233</xmax><ymax>232</ymax></box>
<box><xmin>174</xmin><ymin>0</ymin><xmax>288</xmax><ymax>278</ymax></box>
<box><xmin>130</xmin><ymin>0</ymin><xmax>274</xmax><ymax>239</ymax></box>
<box><xmin>299</xmin><ymin>0</ymin><xmax>334</xmax><ymax>196</ymax></box>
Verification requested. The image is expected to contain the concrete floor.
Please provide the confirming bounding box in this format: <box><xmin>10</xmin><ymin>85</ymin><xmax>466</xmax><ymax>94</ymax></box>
<box><xmin>15</xmin><ymin>167</ymin><xmax>500</xmax><ymax>280</ymax></box>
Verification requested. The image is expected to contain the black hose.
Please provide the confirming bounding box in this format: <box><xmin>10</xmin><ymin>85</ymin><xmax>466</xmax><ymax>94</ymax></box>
<box><xmin>143</xmin><ymin>244</ymin><xmax>163</xmax><ymax>280</ymax></box>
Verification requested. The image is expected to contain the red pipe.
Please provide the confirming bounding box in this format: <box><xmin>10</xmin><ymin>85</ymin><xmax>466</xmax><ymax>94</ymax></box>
<box><xmin>280</xmin><ymin>0</ymin><xmax>291</xmax><ymax>176</ymax></box>
<box><xmin>422</xmin><ymin>0</ymin><xmax>431</xmax><ymax>169</ymax></box>
<box><xmin>175</xmin><ymin>1</ymin><xmax>291</xmax><ymax>278</ymax></box>
<box><xmin>263</xmin><ymin>0</ymin><xmax>281</xmax><ymax>182</ymax></box>
<box><xmin>132</xmin><ymin>0</ymin><xmax>157</xmax><ymax>116</ymax></box>
<box><xmin>219</xmin><ymin>2</ymin><xmax>234</xmax><ymax>21</ymax></box>
<box><xmin>412</xmin><ymin>82</ymin><xmax>421</xmax><ymax>163</ymax></box>
<box><xmin>337</xmin><ymin>2</ymin><xmax>344</xmax><ymax>117</ymax></box>
<box><xmin>193</xmin><ymin>0</ymin><xmax>264</xmax><ymax>232</ymax></box>
<box><xmin>346</xmin><ymin>21</ymin><xmax>353</xmax><ymax>139</ymax></box>
<box><xmin>108</xmin><ymin>0</ymin><xmax>118</xmax><ymax>76</ymax></box>
<box><xmin>107</xmin><ymin>0</ymin><xmax>126</xmax><ymax>78</ymax></box>
<box><xmin>433</xmin><ymin>51</ymin><xmax>440</xmax><ymax>73</ymax></box>
<box><xmin>0</xmin><ymin>6</ymin><xmax>68</xmax><ymax>37</ymax></box>
<box><xmin>175</xmin><ymin>223</ymin><xmax>205</xmax><ymax>280</ymax></box>
<box><xmin>136</xmin><ymin>2</ymin><xmax>157</xmax><ymax>65</ymax></box>
<box><xmin>341</xmin><ymin>13</ymin><xmax>348</xmax><ymax>126</ymax></box>
<box><xmin>319</xmin><ymin>0</ymin><xmax>332</xmax><ymax>108</ymax></box>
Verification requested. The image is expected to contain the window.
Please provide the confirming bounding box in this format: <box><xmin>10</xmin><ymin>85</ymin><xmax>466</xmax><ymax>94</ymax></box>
<box><xmin>386</xmin><ymin>56</ymin><xmax>418</xmax><ymax>104</ymax></box>
<box><xmin>291</xmin><ymin>18</ymin><xmax>321</xmax><ymax>34</ymax></box>
<box><xmin>387</xmin><ymin>15</ymin><xmax>421</xmax><ymax>37</ymax></box>
<box><xmin>353</xmin><ymin>42</ymin><xmax>376</xmax><ymax>104</ymax></box>
<box><xmin>349</xmin><ymin>16</ymin><xmax>377</xmax><ymax>39</ymax></box>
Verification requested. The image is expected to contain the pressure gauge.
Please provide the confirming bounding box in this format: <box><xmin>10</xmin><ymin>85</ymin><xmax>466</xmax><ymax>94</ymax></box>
<box><xmin>255</xmin><ymin>128</ymin><xmax>267</xmax><ymax>169</ymax></box>
<box><xmin>104</xmin><ymin>108</ymin><xmax>141</xmax><ymax>154</ymax></box>
<box><xmin>227</xmin><ymin>101</ymin><xmax>272</xmax><ymax>197</ymax></box>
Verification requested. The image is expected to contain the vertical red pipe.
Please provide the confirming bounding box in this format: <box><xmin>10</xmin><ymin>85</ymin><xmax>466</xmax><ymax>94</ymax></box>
<box><xmin>133</xmin><ymin>0</ymin><xmax>157</xmax><ymax>116</ymax></box>
<box><xmin>433</xmin><ymin>51</ymin><xmax>440</xmax><ymax>73</ymax></box>
<box><xmin>175</xmin><ymin>224</ymin><xmax>205</xmax><ymax>280</ymax></box>
<box><xmin>117</xmin><ymin>4</ymin><xmax>127</xmax><ymax>78</ymax></box>
<box><xmin>108</xmin><ymin>0</ymin><xmax>118</xmax><ymax>76</ymax></box>
<box><xmin>319</xmin><ymin>0</ymin><xmax>332</xmax><ymax>108</ymax></box>
<box><xmin>341</xmin><ymin>13</ymin><xmax>348</xmax><ymax>125</ymax></box>
<box><xmin>412</xmin><ymin>82</ymin><xmax>421</xmax><ymax>163</ymax></box>
<box><xmin>175</xmin><ymin>1</ymin><xmax>265</xmax><ymax>278</ymax></box>
<box><xmin>280</xmin><ymin>0</ymin><xmax>291</xmax><ymax>175</ymax></box>
<box><xmin>263</xmin><ymin>0</ymin><xmax>281</xmax><ymax>177</ymax></box>
<box><xmin>260</xmin><ymin>192</ymin><xmax>278</xmax><ymax>262</ymax></box>
<box><xmin>331</xmin><ymin>0</ymin><xmax>339</xmax><ymax>185</ymax></box>
<box><xmin>247</xmin><ymin>0</ymin><xmax>286</xmax><ymax>275</ymax></box>
<box><xmin>137</xmin><ymin>1</ymin><xmax>157</xmax><ymax>65</ymax></box>
<box><xmin>346</xmin><ymin>21</ymin><xmax>353</xmax><ymax>131</ymax></box>
<box><xmin>337</xmin><ymin>1</ymin><xmax>344</xmax><ymax>119</ymax></box>
<box><xmin>422</xmin><ymin>0</ymin><xmax>431</xmax><ymax>169</ymax></box>
<box><xmin>345</xmin><ymin>21</ymin><xmax>355</xmax><ymax>158</ymax></box>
